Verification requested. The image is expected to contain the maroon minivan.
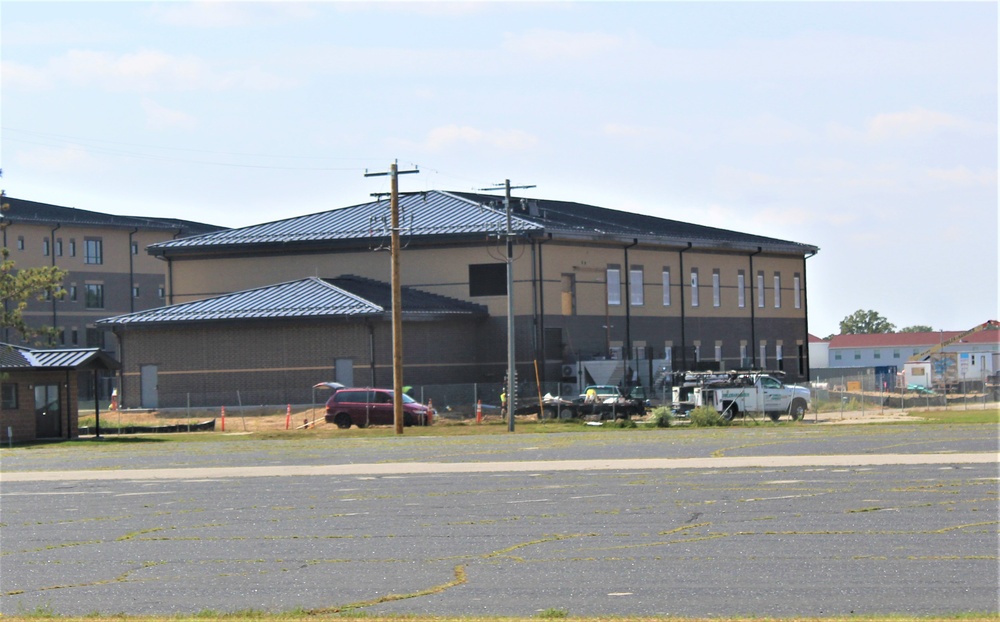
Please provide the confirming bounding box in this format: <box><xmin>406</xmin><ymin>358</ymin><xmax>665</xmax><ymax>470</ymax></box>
<box><xmin>324</xmin><ymin>388</ymin><xmax>432</xmax><ymax>429</ymax></box>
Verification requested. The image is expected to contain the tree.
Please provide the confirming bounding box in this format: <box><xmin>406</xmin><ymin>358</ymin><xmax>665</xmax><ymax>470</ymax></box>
<box><xmin>899</xmin><ymin>325</ymin><xmax>934</xmax><ymax>333</ymax></box>
<box><xmin>839</xmin><ymin>309</ymin><xmax>896</xmax><ymax>334</ymax></box>
<box><xmin>1</xmin><ymin>247</ymin><xmax>67</xmax><ymax>345</ymax></box>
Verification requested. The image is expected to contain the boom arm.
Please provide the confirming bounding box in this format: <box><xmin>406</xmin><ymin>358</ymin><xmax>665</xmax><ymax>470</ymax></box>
<box><xmin>908</xmin><ymin>320</ymin><xmax>1000</xmax><ymax>362</ymax></box>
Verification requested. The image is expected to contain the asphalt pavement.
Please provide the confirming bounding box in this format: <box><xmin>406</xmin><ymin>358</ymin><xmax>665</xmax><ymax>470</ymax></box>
<box><xmin>0</xmin><ymin>424</ymin><xmax>997</xmax><ymax>618</ymax></box>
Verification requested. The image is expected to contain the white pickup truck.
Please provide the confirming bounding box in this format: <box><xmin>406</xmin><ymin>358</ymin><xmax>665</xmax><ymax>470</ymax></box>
<box><xmin>671</xmin><ymin>371</ymin><xmax>811</xmax><ymax>422</ymax></box>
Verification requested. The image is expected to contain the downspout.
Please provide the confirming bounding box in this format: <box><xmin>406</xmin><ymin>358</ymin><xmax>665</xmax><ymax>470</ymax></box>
<box><xmin>50</xmin><ymin>223</ymin><xmax>61</xmax><ymax>344</ymax></box>
<box><xmin>623</xmin><ymin>239</ymin><xmax>638</xmax><ymax>374</ymax></box>
<box><xmin>114</xmin><ymin>327</ymin><xmax>124</xmax><ymax>410</ymax></box>
<box><xmin>803</xmin><ymin>250</ymin><xmax>817</xmax><ymax>381</ymax></box>
<box><xmin>1</xmin><ymin>215</ymin><xmax>10</xmax><ymax>343</ymax></box>
<box><xmin>678</xmin><ymin>243</ymin><xmax>692</xmax><ymax>370</ymax></box>
<box><xmin>531</xmin><ymin>235</ymin><xmax>551</xmax><ymax>385</ymax></box>
<box><xmin>368</xmin><ymin>321</ymin><xmax>377</xmax><ymax>387</ymax></box>
<box><xmin>128</xmin><ymin>227</ymin><xmax>139</xmax><ymax>313</ymax></box>
<box><xmin>748</xmin><ymin>247</ymin><xmax>762</xmax><ymax>368</ymax></box>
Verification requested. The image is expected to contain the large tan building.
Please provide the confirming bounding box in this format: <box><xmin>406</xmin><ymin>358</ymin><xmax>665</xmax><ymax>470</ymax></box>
<box><xmin>101</xmin><ymin>191</ymin><xmax>819</xmax><ymax>409</ymax></box>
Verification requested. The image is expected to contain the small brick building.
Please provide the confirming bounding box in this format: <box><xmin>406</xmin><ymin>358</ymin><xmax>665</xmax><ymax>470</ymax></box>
<box><xmin>1</xmin><ymin>345</ymin><xmax>120</xmax><ymax>443</ymax></box>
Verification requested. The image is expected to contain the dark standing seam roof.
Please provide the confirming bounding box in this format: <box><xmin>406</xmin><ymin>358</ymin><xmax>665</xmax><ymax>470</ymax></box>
<box><xmin>146</xmin><ymin>190</ymin><xmax>816</xmax><ymax>255</ymax></box>
<box><xmin>97</xmin><ymin>276</ymin><xmax>487</xmax><ymax>326</ymax></box>
<box><xmin>2</xmin><ymin>197</ymin><xmax>224</xmax><ymax>235</ymax></box>
<box><xmin>0</xmin><ymin>344</ymin><xmax>120</xmax><ymax>371</ymax></box>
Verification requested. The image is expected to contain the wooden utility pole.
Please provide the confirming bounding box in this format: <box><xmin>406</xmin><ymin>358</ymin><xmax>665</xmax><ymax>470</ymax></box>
<box><xmin>365</xmin><ymin>162</ymin><xmax>419</xmax><ymax>434</ymax></box>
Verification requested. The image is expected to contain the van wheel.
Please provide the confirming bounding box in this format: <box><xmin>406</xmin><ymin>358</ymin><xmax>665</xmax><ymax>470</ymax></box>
<box><xmin>790</xmin><ymin>399</ymin><xmax>807</xmax><ymax>421</ymax></box>
<box><xmin>334</xmin><ymin>413</ymin><xmax>352</xmax><ymax>429</ymax></box>
<box><xmin>403</xmin><ymin>413</ymin><xmax>415</xmax><ymax>427</ymax></box>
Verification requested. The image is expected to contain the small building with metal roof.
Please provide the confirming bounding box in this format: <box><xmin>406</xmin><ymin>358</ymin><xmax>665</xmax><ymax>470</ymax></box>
<box><xmin>99</xmin><ymin>276</ymin><xmax>487</xmax><ymax>409</ymax></box>
<box><xmin>1</xmin><ymin>344</ymin><xmax>120</xmax><ymax>442</ymax></box>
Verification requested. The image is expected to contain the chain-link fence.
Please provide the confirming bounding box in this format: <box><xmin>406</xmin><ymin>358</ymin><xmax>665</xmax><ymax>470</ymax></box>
<box><xmin>809</xmin><ymin>371</ymin><xmax>998</xmax><ymax>414</ymax></box>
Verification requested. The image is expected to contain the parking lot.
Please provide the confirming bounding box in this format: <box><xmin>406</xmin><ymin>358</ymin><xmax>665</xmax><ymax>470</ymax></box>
<box><xmin>1</xmin><ymin>424</ymin><xmax>997</xmax><ymax>618</ymax></box>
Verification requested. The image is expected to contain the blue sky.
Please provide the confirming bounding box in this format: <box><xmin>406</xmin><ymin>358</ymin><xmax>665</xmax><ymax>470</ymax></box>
<box><xmin>2</xmin><ymin>1</ymin><xmax>996</xmax><ymax>337</ymax></box>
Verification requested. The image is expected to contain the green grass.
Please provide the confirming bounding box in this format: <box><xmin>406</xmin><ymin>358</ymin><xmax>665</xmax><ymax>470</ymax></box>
<box><xmin>905</xmin><ymin>408</ymin><xmax>999</xmax><ymax>425</ymax></box>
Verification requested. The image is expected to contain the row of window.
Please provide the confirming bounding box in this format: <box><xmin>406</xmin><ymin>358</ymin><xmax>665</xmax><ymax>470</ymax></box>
<box><xmin>15</xmin><ymin>236</ymin><xmax>118</xmax><ymax>264</ymax></box>
<box><xmin>835</xmin><ymin>348</ymin><xmax>920</xmax><ymax>361</ymax></box>
<box><xmin>44</xmin><ymin>284</ymin><xmax>166</xmax><ymax>309</ymax></box>
<box><xmin>609</xmin><ymin>341</ymin><xmax>806</xmax><ymax>375</ymax></box>
<box><xmin>608</xmin><ymin>267</ymin><xmax>801</xmax><ymax>310</ymax></box>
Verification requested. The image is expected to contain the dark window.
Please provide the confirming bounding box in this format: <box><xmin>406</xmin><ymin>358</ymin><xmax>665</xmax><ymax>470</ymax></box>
<box><xmin>71</xmin><ymin>329</ymin><xmax>78</xmax><ymax>345</ymax></box>
<box><xmin>1</xmin><ymin>383</ymin><xmax>18</xmax><ymax>409</ymax></box>
<box><xmin>469</xmin><ymin>263</ymin><xmax>506</xmax><ymax>297</ymax></box>
<box><xmin>85</xmin><ymin>284</ymin><xmax>104</xmax><ymax>309</ymax></box>
<box><xmin>84</xmin><ymin>238</ymin><xmax>103</xmax><ymax>264</ymax></box>
<box><xmin>69</xmin><ymin>285</ymin><xmax>77</xmax><ymax>301</ymax></box>
<box><xmin>86</xmin><ymin>328</ymin><xmax>105</xmax><ymax>348</ymax></box>
<box><xmin>69</xmin><ymin>239</ymin><xmax>76</xmax><ymax>257</ymax></box>
<box><xmin>131</xmin><ymin>242</ymin><xmax>139</xmax><ymax>255</ymax></box>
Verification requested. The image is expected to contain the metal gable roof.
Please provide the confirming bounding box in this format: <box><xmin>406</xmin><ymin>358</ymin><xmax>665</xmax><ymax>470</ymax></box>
<box><xmin>2</xmin><ymin>197</ymin><xmax>224</xmax><ymax>235</ymax></box>
<box><xmin>147</xmin><ymin>189</ymin><xmax>816</xmax><ymax>256</ymax></box>
<box><xmin>148</xmin><ymin>191</ymin><xmax>542</xmax><ymax>253</ymax></box>
<box><xmin>97</xmin><ymin>275</ymin><xmax>487</xmax><ymax>326</ymax></box>
<box><xmin>0</xmin><ymin>344</ymin><xmax>120</xmax><ymax>370</ymax></box>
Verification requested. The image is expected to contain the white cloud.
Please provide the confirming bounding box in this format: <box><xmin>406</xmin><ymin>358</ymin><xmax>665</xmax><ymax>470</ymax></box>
<box><xmin>925</xmin><ymin>166</ymin><xmax>997</xmax><ymax>187</ymax></box>
<box><xmin>422</xmin><ymin>125</ymin><xmax>538</xmax><ymax>151</ymax></box>
<box><xmin>866</xmin><ymin>108</ymin><xmax>972</xmax><ymax>141</ymax></box>
<box><xmin>141</xmin><ymin>98</ymin><xmax>196</xmax><ymax>131</ymax></box>
<box><xmin>148</xmin><ymin>2</ymin><xmax>318</xmax><ymax>28</ymax></box>
<box><xmin>502</xmin><ymin>29</ymin><xmax>624</xmax><ymax>61</ymax></box>
<box><xmin>15</xmin><ymin>144</ymin><xmax>105</xmax><ymax>173</ymax></box>
<box><xmin>0</xmin><ymin>61</ymin><xmax>52</xmax><ymax>90</ymax></box>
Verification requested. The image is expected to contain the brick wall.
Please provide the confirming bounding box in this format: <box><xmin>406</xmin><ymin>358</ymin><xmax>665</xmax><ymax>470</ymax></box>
<box><xmin>0</xmin><ymin>370</ymin><xmax>79</xmax><ymax>443</ymax></box>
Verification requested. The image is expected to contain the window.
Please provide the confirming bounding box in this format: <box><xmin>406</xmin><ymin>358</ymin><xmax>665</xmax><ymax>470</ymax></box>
<box><xmin>131</xmin><ymin>242</ymin><xmax>139</xmax><ymax>255</ymax></box>
<box><xmin>757</xmin><ymin>272</ymin><xmax>765</xmax><ymax>308</ymax></box>
<box><xmin>84</xmin><ymin>238</ymin><xmax>103</xmax><ymax>264</ymax></box>
<box><xmin>712</xmin><ymin>269</ymin><xmax>721</xmax><ymax>307</ymax></box>
<box><xmin>69</xmin><ymin>285</ymin><xmax>77</xmax><ymax>301</ymax></box>
<box><xmin>69</xmin><ymin>239</ymin><xmax>76</xmax><ymax>257</ymax></box>
<box><xmin>84</xmin><ymin>283</ymin><xmax>104</xmax><ymax>309</ymax></box>
<box><xmin>793</xmin><ymin>274</ymin><xmax>801</xmax><ymax>309</ymax></box>
<box><xmin>468</xmin><ymin>263</ymin><xmax>506</xmax><ymax>297</ymax></box>
<box><xmin>874</xmin><ymin>350</ymin><xmax>881</xmax><ymax>360</ymax></box>
<box><xmin>773</xmin><ymin>273</ymin><xmax>781</xmax><ymax>308</ymax></box>
<box><xmin>693</xmin><ymin>343</ymin><xmax>701</xmax><ymax>362</ymax></box>
<box><xmin>16</xmin><ymin>236</ymin><xmax>24</xmax><ymax>250</ymax></box>
<box><xmin>854</xmin><ymin>350</ymin><xmax>861</xmax><ymax>360</ymax></box>
<box><xmin>662</xmin><ymin>269</ymin><xmax>671</xmax><ymax>306</ymax></box>
<box><xmin>664</xmin><ymin>345</ymin><xmax>673</xmax><ymax>367</ymax></box>
<box><xmin>715</xmin><ymin>344</ymin><xmax>722</xmax><ymax>362</ymax></box>
<box><xmin>893</xmin><ymin>349</ymin><xmax>900</xmax><ymax>359</ymax></box>
<box><xmin>56</xmin><ymin>239</ymin><xmax>63</xmax><ymax>256</ymax></box>
<box><xmin>71</xmin><ymin>329</ymin><xmax>78</xmax><ymax>345</ymax></box>
<box><xmin>629</xmin><ymin>268</ymin><xmax>643</xmax><ymax>306</ymax></box>
<box><xmin>690</xmin><ymin>268</ymin><xmax>699</xmax><ymax>307</ymax></box>
<box><xmin>760</xmin><ymin>343</ymin><xmax>767</xmax><ymax>367</ymax></box>
<box><xmin>1</xmin><ymin>383</ymin><xmax>18</xmax><ymax>409</ymax></box>
<box><xmin>740</xmin><ymin>344</ymin><xmax>748</xmax><ymax>366</ymax></box>
<box><xmin>42</xmin><ymin>238</ymin><xmax>50</xmax><ymax>256</ymax></box>
<box><xmin>132</xmin><ymin>286</ymin><xmax>140</xmax><ymax>298</ymax></box>
<box><xmin>157</xmin><ymin>286</ymin><xmax>165</xmax><ymax>298</ymax></box>
<box><xmin>776</xmin><ymin>344</ymin><xmax>784</xmax><ymax>371</ymax></box>
<box><xmin>86</xmin><ymin>328</ymin><xmax>105</xmax><ymax>348</ymax></box>
<box><xmin>835</xmin><ymin>352</ymin><xmax>842</xmax><ymax>361</ymax></box>
<box><xmin>607</xmin><ymin>268</ymin><xmax>621</xmax><ymax>305</ymax></box>
<box><xmin>737</xmin><ymin>271</ymin><xmax>746</xmax><ymax>308</ymax></box>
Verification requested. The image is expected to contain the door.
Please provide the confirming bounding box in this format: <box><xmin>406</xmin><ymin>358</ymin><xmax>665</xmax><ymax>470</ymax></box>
<box><xmin>335</xmin><ymin>358</ymin><xmax>354</xmax><ymax>387</ymax></box>
<box><xmin>140</xmin><ymin>365</ymin><xmax>158</xmax><ymax>409</ymax></box>
<box><xmin>34</xmin><ymin>384</ymin><xmax>61</xmax><ymax>439</ymax></box>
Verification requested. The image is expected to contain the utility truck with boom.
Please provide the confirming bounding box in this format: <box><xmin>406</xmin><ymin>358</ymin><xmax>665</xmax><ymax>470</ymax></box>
<box><xmin>671</xmin><ymin>370</ymin><xmax>810</xmax><ymax>421</ymax></box>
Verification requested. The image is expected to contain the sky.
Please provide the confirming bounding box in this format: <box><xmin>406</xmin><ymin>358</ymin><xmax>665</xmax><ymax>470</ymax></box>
<box><xmin>2</xmin><ymin>1</ymin><xmax>997</xmax><ymax>338</ymax></box>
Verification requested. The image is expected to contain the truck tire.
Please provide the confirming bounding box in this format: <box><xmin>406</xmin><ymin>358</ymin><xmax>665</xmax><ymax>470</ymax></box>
<box><xmin>333</xmin><ymin>413</ymin><xmax>352</xmax><ymax>429</ymax></box>
<box><xmin>789</xmin><ymin>398</ymin><xmax>807</xmax><ymax>421</ymax></box>
<box><xmin>542</xmin><ymin>405</ymin><xmax>558</xmax><ymax>420</ymax></box>
<box><xmin>720</xmin><ymin>403</ymin><xmax>738</xmax><ymax>422</ymax></box>
<box><xmin>768</xmin><ymin>412</ymin><xmax>782</xmax><ymax>422</ymax></box>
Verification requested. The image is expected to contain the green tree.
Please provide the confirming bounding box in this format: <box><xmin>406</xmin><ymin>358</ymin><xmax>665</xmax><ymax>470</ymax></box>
<box><xmin>899</xmin><ymin>325</ymin><xmax>934</xmax><ymax>333</ymax></box>
<box><xmin>1</xmin><ymin>247</ymin><xmax>67</xmax><ymax>345</ymax></box>
<box><xmin>839</xmin><ymin>309</ymin><xmax>896</xmax><ymax>334</ymax></box>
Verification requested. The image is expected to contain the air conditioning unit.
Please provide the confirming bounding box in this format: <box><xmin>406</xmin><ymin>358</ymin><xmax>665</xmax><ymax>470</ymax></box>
<box><xmin>560</xmin><ymin>382</ymin><xmax>578</xmax><ymax>396</ymax></box>
<box><xmin>561</xmin><ymin>364</ymin><xmax>577</xmax><ymax>379</ymax></box>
